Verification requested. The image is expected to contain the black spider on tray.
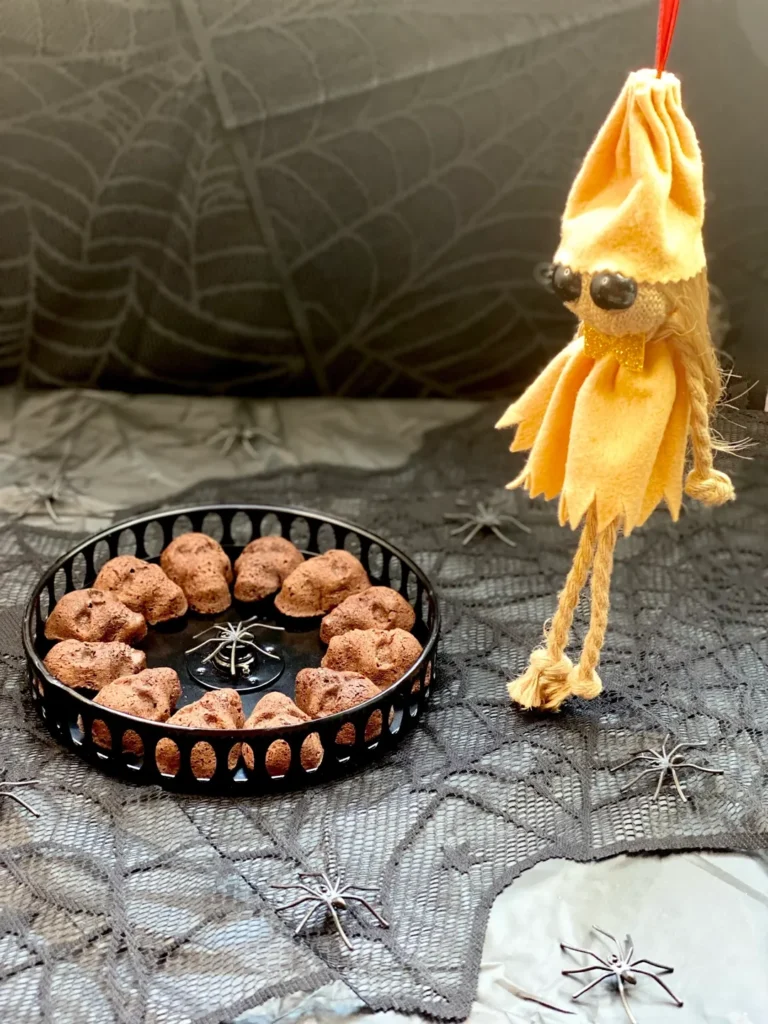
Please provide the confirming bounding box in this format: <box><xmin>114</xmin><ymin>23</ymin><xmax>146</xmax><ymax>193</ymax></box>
<box><xmin>185</xmin><ymin>617</ymin><xmax>284</xmax><ymax>676</ymax></box>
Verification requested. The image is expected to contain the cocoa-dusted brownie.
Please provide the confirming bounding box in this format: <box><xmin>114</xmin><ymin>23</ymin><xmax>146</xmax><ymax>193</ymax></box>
<box><xmin>319</xmin><ymin>586</ymin><xmax>415</xmax><ymax>643</ymax></box>
<box><xmin>155</xmin><ymin>689</ymin><xmax>244</xmax><ymax>779</ymax></box>
<box><xmin>321</xmin><ymin>628</ymin><xmax>423</xmax><ymax>688</ymax></box>
<box><xmin>275</xmin><ymin>549</ymin><xmax>370</xmax><ymax>617</ymax></box>
<box><xmin>45</xmin><ymin>589</ymin><xmax>147</xmax><ymax>645</ymax></box>
<box><xmin>94</xmin><ymin>556</ymin><xmax>187</xmax><ymax>624</ymax></box>
<box><xmin>160</xmin><ymin>533</ymin><xmax>233</xmax><ymax>614</ymax></box>
<box><xmin>242</xmin><ymin>691</ymin><xmax>323</xmax><ymax>776</ymax></box>
<box><xmin>91</xmin><ymin>667</ymin><xmax>182</xmax><ymax>752</ymax></box>
<box><xmin>44</xmin><ymin>640</ymin><xmax>146</xmax><ymax>690</ymax></box>
<box><xmin>234</xmin><ymin>536</ymin><xmax>303</xmax><ymax>602</ymax></box>
<box><xmin>295</xmin><ymin>667</ymin><xmax>381</xmax><ymax>743</ymax></box>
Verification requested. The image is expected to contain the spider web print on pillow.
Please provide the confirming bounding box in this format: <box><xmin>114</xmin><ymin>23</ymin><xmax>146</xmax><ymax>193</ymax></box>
<box><xmin>0</xmin><ymin>408</ymin><xmax>766</xmax><ymax>1022</ymax></box>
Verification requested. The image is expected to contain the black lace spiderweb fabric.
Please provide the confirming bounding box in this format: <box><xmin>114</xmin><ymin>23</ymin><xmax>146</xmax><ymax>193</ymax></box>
<box><xmin>0</xmin><ymin>406</ymin><xmax>766</xmax><ymax>1023</ymax></box>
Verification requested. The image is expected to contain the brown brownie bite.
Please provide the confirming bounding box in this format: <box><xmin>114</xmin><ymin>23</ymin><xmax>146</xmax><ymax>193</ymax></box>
<box><xmin>319</xmin><ymin>586</ymin><xmax>416</xmax><ymax>643</ymax></box>
<box><xmin>295</xmin><ymin>667</ymin><xmax>381</xmax><ymax>743</ymax></box>
<box><xmin>234</xmin><ymin>536</ymin><xmax>304</xmax><ymax>602</ymax></box>
<box><xmin>274</xmin><ymin>549</ymin><xmax>370</xmax><ymax>617</ymax></box>
<box><xmin>91</xmin><ymin>667</ymin><xmax>182</xmax><ymax>752</ymax></box>
<box><xmin>155</xmin><ymin>689</ymin><xmax>244</xmax><ymax>779</ymax></box>
<box><xmin>44</xmin><ymin>640</ymin><xmax>146</xmax><ymax>690</ymax></box>
<box><xmin>94</xmin><ymin>556</ymin><xmax>187</xmax><ymax>624</ymax></box>
<box><xmin>160</xmin><ymin>533</ymin><xmax>233</xmax><ymax>614</ymax></box>
<box><xmin>242</xmin><ymin>692</ymin><xmax>323</xmax><ymax>776</ymax></box>
<box><xmin>321</xmin><ymin>628</ymin><xmax>423</xmax><ymax>689</ymax></box>
<box><xmin>45</xmin><ymin>589</ymin><xmax>147</xmax><ymax>645</ymax></box>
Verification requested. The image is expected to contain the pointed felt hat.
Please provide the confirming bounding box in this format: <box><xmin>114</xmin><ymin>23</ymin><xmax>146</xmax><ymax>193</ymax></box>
<box><xmin>554</xmin><ymin>69</ymin><xmax>705</xmax><ymax>284</ymax></box>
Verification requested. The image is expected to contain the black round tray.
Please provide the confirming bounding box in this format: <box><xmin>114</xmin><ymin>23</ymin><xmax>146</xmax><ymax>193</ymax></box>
<box><xmin>23</xmin><ymin>505</ymin><xmax>440</xmax><ymax>793</ymax></box>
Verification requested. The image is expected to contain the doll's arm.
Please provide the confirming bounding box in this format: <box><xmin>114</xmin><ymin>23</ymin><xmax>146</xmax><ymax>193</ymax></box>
<box><xmin>682</xmin><ymin>350</ymin><xmax>735</xmax><ymax>507</ymax></box>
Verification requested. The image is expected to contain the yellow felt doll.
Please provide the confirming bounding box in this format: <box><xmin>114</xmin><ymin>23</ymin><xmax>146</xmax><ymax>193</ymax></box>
<box><xmin>497</xmin><ymin>68</ymin><xmax>735</xmax><ymax>712</ymax></box>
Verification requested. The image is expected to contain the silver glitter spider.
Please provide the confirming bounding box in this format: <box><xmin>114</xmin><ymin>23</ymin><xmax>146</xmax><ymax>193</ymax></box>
<box><xmin>272</xmin><ymin>871</ymin><xmax>389</xmax><ymax>951</ymax></box>
<box><xmin>611</xmin><ymin>734</ymin><xmax>723</xmax><ymax>802</ymax></box>
<box><xmin>561</xmin><ymin>927</ymin><xmax>682</xmax><ymax>1024</ymax></box>
<box><xmin>0</xmin><ymin>780</ymin><xmax>40</xmax><ymax>817</ymax></box>
<box><xmin>444</xmin><ymin>499</ymin><xmax>531</xmax><ymax>548</ymax></box>
<box><xmin>185</xmin><ymin>617</ymin><xmax>284</xmax><ymax>676</ymax></box>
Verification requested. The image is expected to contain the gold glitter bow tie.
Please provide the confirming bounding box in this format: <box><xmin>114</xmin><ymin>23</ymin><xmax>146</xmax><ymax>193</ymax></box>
<box><xmin>583</xmin><ymin>322</ymin><xmax>646</xmax><ymax>372</ymax></box>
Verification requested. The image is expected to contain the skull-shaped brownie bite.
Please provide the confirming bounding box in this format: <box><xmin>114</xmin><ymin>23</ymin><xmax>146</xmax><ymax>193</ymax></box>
<box><xmin>94</xmin><ymin>556</ymin><xmax>187</xmax><ymax>624</ymax></box>
<box><xmin>160</xmin><ymin>533</ymin><xmax>233</xmax><ymax>614</ymax></box>
<box><xmin>319</xmin><ymin>586</ymin><xmax>415</xmax><ymax>643</ymax></box>
<box><xmin>90</xmin><ymin>668</ymin><xmax>182</xmax><ymax>752</ymax></box>
<box><xmin>321</xmin><ymin>628</ymin><xmax>423</xmax><ymax>689</ymax></box>
<box><xmin>295</xmin><ymin>667</ymin><xmax>381</xmax><ymax>743</ymax></box>
<box><xmin>275</xmin><ymin>550</ymin><xmax>370</xmax><ymax>617</ymax></box>
<box><xmin>233</xmin><ymin>536</ymin><xmax>304</xmax><ymax>602</ymax></box>
<box><xmin>242</xmin><ymin>691</ymin><xmax>323</xmax><ymax>776</ymax></box>
<box><xmin>44</xmin><ymin>640</ymin><xmax>146</xmax><ymax>690</ymax></box>
<box><xmin>155</xmin><ymin>689</ymin><xmax>244</xmax><ymax>779</ymax></box>
<box><xmin>45</xmin><ymin>589</ymin><xmax>147</xmax><ymax>645</ymax></box>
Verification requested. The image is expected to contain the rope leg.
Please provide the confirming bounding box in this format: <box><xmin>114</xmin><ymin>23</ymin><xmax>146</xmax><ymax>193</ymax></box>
<box><xmin>507</xmin><ymin>507</ymin><xmax>598</xmax><ymax>711</ymax></box>
<box><xmin>567</xmin><ymin>518</ymin><xmax>619</xmax><ymax>700</ymax></box>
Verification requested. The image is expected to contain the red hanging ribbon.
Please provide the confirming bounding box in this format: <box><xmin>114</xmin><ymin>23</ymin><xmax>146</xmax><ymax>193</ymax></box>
<box><xmin>656</xmin><ymin>0</ymin><xmax>681</xmax><ymax>76</ymax></box>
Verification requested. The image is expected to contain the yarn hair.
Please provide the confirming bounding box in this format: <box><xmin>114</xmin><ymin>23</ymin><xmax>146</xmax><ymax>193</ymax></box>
<box><xmin>655</xmin><ymin>270</ymin><xmax>721</xmax><ymax>410</ymax></box>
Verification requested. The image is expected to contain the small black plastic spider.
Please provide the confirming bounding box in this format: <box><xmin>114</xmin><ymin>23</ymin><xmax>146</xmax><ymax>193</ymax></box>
<box><xmin>562</xmin><ymin>927</ymin><xmax>682</xmax><ymax>1024</ymax></box>
<box><xmin>272</xmin><ymin>871</ymin><xmax>389</xmax><ymax>951</ymax></box>
<box><xmin>611</xmin><ymin>733</ymin><xmax>723</xmax><ymax>802</ymax></box>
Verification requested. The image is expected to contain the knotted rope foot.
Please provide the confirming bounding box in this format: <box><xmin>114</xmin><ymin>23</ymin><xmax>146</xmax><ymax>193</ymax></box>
<box><xmin>507</xmin><ymin>649</ymin><xmax>574</xmax><ymax>711</ymax></box>
<box><xmin>684</xmin><ymin>468</ymin><xmax>735</xmax><ymax>507</ymax></box>
<box><xmin>565</xmin><ymin>665</ymin><xmax>603</xmax><ymax>701</ymax></box>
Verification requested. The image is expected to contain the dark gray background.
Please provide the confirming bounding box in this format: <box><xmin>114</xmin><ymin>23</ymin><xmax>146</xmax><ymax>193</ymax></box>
<box><xmin>1</xmin><ymin>0</ymin><xmax>766</xmax><ymax>397</ymax></box>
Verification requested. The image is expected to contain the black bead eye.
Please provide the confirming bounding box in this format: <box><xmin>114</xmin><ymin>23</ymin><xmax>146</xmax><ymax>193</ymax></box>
<box><xmin>589</xmin><ymin>271</ymin><xmax>637</xmax><ymax>310</ymax></box>
<box><xmin>551</xmin><ymin>263</ymin><xmax>582</xmax><ymax>303</ymax></box>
